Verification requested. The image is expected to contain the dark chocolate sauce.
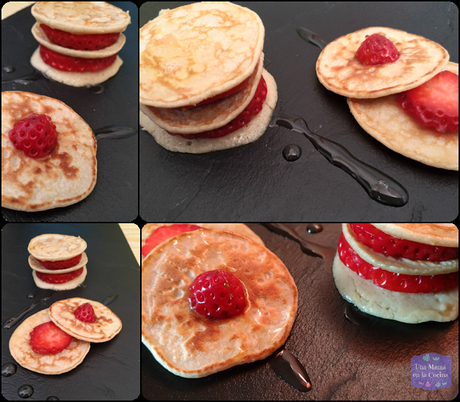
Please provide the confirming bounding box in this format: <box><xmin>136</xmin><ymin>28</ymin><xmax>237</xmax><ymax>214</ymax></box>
<box><xmin>102</xmin><ymin>294</ymin><xmax>119</xmax><ymax>306</ymax></box>
<box><xmin>3</xmin><ymin>290</ymin><xmax>54</xmax><ymax>329</ymax></box>
<box><xmin>47</xmin><ymin>397</ymin><xmax>59</xmax><ymax>401</ymax></box>
<box><xmin>3</xmin><ymin>65</ymin><xmax>15</xmax><ymax>73</ymax></box>
<box><xmin>1</xmin><ymin>69</ymin><xmax>45</xmax><ymax>85</ymax></box>
<box><xmin>283</xmin><ymin>144</ymin><xmax>302</xmax><ymax>161</ymax></box>
<box><xmin>18</xmin><ymin>385</ymin><xmax>34</xmax><ymax>398</ymax></box>
<box><xmin>94</xmin><ymin>126</ymin><xmax>137</xmax><ymax>140</ymax></box>
<box><xmin>86</xmin><ymin>84</ymin><xmax>104</xmax><ymax>94</ymax></box>
<box><xmin>2</xmin><ymin>362</ymin><xmax>17</xmax><ymax>377</ymax></box>
<box><xmin>270</xmin><ymin>111</ymin><xmax>409</xmax><ymax>207</ymax></box>
<box><xmin>296</xmin><ymin>27</ymin><xmax>328</xmax><ymax>49</ymax></box>
<box><xmin>270</xmin><ymin>349</ymin><xmax>312</xmax><ymax>392</ymax></box>
<box><xmin>306</xmin><ymin>224</ymin><xmax>323</xmax><ymax>233</ymax></box>
<box><xmin>344</xmin><ymin>303</ymin><xmax>373</xmax><ymax>326</ymax></box>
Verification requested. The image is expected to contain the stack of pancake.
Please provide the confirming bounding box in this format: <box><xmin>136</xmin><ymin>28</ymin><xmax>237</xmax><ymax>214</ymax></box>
<box><xmin>1</xmin><ymin>91</ymin><xmax>97</xmax><ymax>211</ymax></box>
<box><xmin>28</xmin><ymin>234</ymin><xmax>89</xmax><ymax>290</ymax></box>
<box><xmin>142</xmin><ymin>224</ymin><xmax>298</xmax><ymax>378</ymax></box>
<box><xmin>9</xmin><ymin>297</ymin><xmax>122</xmax><ymax>375</ymax></box>
<box><xmin>30</xmin><ymin>1</ymin><xmax>131</xmax><ymax>87</ymax></box>
<box><xmin>316</xmin><ymin>27</ymin><xmax>458</xmax><ymax>170</ymax></box>
<box><xmin>140</xmin><ymin>2</ymin><xmax>278</xmax><ymax>153</ymax></box>
<box><xmin>333</xmin><ymin>223</ymin><xmax>458</xmax><ymax>323</ymax></box>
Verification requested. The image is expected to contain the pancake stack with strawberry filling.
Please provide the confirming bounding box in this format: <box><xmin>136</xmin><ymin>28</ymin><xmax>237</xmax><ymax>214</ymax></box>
<box><xmin>28</xmin><ymin>234</ymin><xmax>88</xmax><ymax>290</ymax></box>
<box><xmin>30</xmin><ymin>1</ymin><xmax>130</xmax><ymax>87</ymax></box>
<box><xmin>316</xmin><ymin>27</ymin><xmax>458</xmax><ymax>170</ymax></box>
<box><xmin>332</xmin><ymin>223</ymin><xmax>459</xmax><ymax>323</ymax></box>
<box><xmin>139</xmin><ymin>2</ymin><xmax>278</xmax><ymax>154</ymax></box>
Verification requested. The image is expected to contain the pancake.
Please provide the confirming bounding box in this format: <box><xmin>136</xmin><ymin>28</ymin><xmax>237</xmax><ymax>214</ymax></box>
<box><xmin>347</xmin><ymin>62</ymin><xmax>458</xmax><ymax>170</ymax></box>
<box><xmin>142</xmin><ymin>228</ymin><xmax>298</xmax><ymax>378</ymax></box>
<box><xmin>29</xmin><ymin>252</ymin><xmax>88</xmax><ymax>273</ymax></box>
<box><xmin>32</xmin><ymin>265</ymin><xmax>87</xmax><ymax>291</ymax></box>
<box><xmin>31</xmin><ymin>22</ymin><xmax>126</xmax><ymax>58</ymax></box>
<box><xmin>31</xmin><ymin>2</ymin><xmax>131</xmax><ymax>34</ymax></box>
<box><xmin>140</xmin><ymin>2</ymin><xmax>265</xmax><ymax>108</ymax></box>
<box><xmin>49</xmin><ymin>298</ymin><xmax>122</xmax><ymax>343</ymax></box>
<box><xmin>316</xmin><ymin>27</ymin><xmax>449</xmax><ymax>99</ymax></box>
<box><xmin>2</xmin><ymin>91</ymin><xmax>97</xmax><ymax>211</ymax></box>
<box><xmin>141</xmin><ymin>69</ymin><xmax>278</xmax><ymax>154</ymax></box>
<box><xmin>30</xmin><ymin>47</ymin><xmax>124</xmax><ymax>87</ymax></box>
<box><xmin>28</xmin><ymin>234</ymin><xmax>87</xmax><ymax>261</ymax></box>
<box><xmin>9</xmin><ymin>309</ymin><xmax>90</xmax><ymax>375</ymax></box>
<box><xmin>141</xmin><ymin>56</ymin><xmax>264</xmax><ymax>134</ymax></box>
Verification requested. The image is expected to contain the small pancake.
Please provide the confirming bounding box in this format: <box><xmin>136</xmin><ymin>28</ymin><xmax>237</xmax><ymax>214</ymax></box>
<box><xmin>31</xmin><ymin>47</ymin><xmax>124</xmax><ymax>87</ymax></box>
<box><xmin>332</xmin><ymin>253</ymin><xmax>458</xmax><ymax>323</ymax></box>
<box><xmin>141</xmin><ymin>69</ymin><xmax>278</xmax><ymax>153</ymax></box>
<box><xmin>316</xmin><ymin>27</ymin><xmax>449</xmax><ymax>99</ymax></box>
<box><xmin>342</xmin><ymin>224</ymin><xmax>458</xmax><ymax>276</ymax></box>
<box><xmin>31</xmin><ymin>2</ymin><xmax>131</xmax><ymax>34</ymax></box>
<box><xmin>49</xmin><ymin>298</ymin><xmax>122</xmax><ymax>343</ymax></box>
<box><xmin>31</xmin><ymin>23</ymin><xmax>126</xmax><ymax>58</ymax></box>
<box><xmin>2</xmin><ymin>91</ymin><xmax>97</xmax><ymax>211</ymax></box>
<box><xmin>29</xmin><ymin>252</ymin><xmax>89</xmax><ymax>273</ymax></box>
<box><xmin>140</xmin><ymin>2</ymin><xmax>265</xmax><ymax>108</ymax></box>
<box><xmin>28</xmin><ymin>234</ymin><xmax>87</xmax><ymax>261</ymax></box>
<box><xmin>347</xmin><ymin>63</ymin><xmax>458</xmax><ymax>171</ymax></box>
<box><xmin>32</xmin><ymin>265</ymin><xmax>87</xmax><ymax>291</ymax></box>
<box><xmin>9</xmin><ymin>309</ymin><xmax>90</xmax><ymax>375</ymax></box>
<box><xmin>142</xmin><ymin>228</ymin><xmax>298</xmax><ymax>378</ymax></box>
<box><xmin>142</xmin><ymin>56</ymin><xmax>264</xmax><ymax>134</ymax></box>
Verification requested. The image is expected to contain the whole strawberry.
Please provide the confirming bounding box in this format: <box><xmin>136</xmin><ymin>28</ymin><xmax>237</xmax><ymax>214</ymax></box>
<box><xmin>8</xmin><ymin>113</ymin><xmax>57</xmax><ymax>158</ymax></box>
<box><xmin>355</xmin><ymin>33</ymin><xmax>400</xmax><ymax>66</ymax></box>
<box><xmin>74</xmin><ymin>302</ymin><xmax>97</xmax><ymax>323</ymax></box>
<box><xmin>189</xmin><ymin>270</ymin><xmax>247</xmax><ymax>319</ymax></box>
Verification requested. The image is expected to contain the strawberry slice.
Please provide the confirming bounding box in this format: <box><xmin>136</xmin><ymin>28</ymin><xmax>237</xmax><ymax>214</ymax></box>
<box><xmin>36</xmin><ymin>267</ymin><xmax>83</xmax><ymax>284</ymax></box>
<box><xmin>39</xmin><ymin>45</ymin><xmax>117</xmax><ymax>72</ymax></box>
<box><xmin>142</xmin><ymin>224</ymin><xmax>201</xmax><ymax>258</ymax></box>
<box><xmin>397</xmin><ymin>70</ymin><xmax>459</xmax><ymax>133</ymax></box>
<box><xmin>349</xmin><ymin>224</ymin><xmax>458</xmax><ymax>262</ymax></box>
<box><xmin>338</xmin><ymin>233</ymin><xmax>458</xmax><ymax>293</ymax></box>
<box><xmin>169</xmin><ymin>75</ymin><xmax>268</xmax><ymax>139</ymax></box>
<box><xmin>40</xmin><ymin>24</ymin><xmax>120</xmax><ymax>51</ymax></box>
<box><xmin>36</xmin><ymin>254</ymin><xmax>82</xmax><ymax>270</ymax></box>
<box><xmin>29</xmin><ymin>321</ymin><xmax>72</xmax><ymax>355</ymax></box>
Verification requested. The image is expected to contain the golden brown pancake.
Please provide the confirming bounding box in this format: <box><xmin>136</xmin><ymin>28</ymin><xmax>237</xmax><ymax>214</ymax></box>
<box><xmin>142</xmin><ymin>228</ymin><xmax>298</xmax><ymax>378</ymax></box>
<box><xmin>9</xmin><ymin>309</ymin><xmax>90</xmax><ymax>375</ymax></box>
<box><xmin>49</xmin><ymin>298</ymin><xmax>122</xmax><ymax>343</ymax></box>
<box><xmin>317</xmin><ymin>27</ymin><xmax>449</xmax><ymax>99</ymax></box>
<box><xmin>2</xmin><ymin>91</ymin><xmax>97</xmax><ymax>211</ymax></box>
<box><xmin>28</xmin><ymin>234</ymin><xmax>87</xmax><ymax>261</ymax></box>
<box><xmin>347</xmin><ymin>63</ymin><xmax>458</xmax><ymax>171</ymax></box>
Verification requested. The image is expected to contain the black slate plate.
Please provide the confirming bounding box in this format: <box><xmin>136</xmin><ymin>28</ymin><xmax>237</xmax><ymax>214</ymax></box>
<box><xmin>139</xmin><ymin>2</ymin><xmax>458</xmax><ymax>222</ymax></box>
<box><xmin>1</xmin><ymin>223</ymin><xmax>140</xmax><ymax>400</ymax></box>
<box><xmin>1</xmin><ymin>3</ymin><xmax>138</xmax><ymax>222</ymax></box>
<box><xmin>141</xmin><ymin>223</ymin><xmax>458</xmax><ymax>400</ymax></box>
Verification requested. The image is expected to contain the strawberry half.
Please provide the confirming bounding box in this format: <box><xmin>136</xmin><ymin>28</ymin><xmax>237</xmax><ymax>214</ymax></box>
<box><xmin>169</xmin><ymin>75</ymin><xmax>268</xmax><ymax>139</ymax></box>
<box><xmin>355</xmin><ymin>33</ymin><xmax>400</xmax><ymax>66</ymax></box>
<box><xmin>36</xmin><ymin>267</ymin><xmax>83</xmax><ymax>284</ymax></box>
<box><xmin>397</xmin><ymin>70</ymin><xmax>459</xmax><ymax>133</ymax></box>
<box><xmin>39</xmin><ymin>45</ymin><xmax>117</xmax><ymax>72</ymax></box>
<box><xmin>8</xmin><ymin>113</ymin><xmax>57</xmax><ymax>159</ymax></box>
<box><xmin>142</xmin><ymin>224</ymin><xmax>201</xmax><ymax>258</ymax></box>
<box><xmin>189</xmin><ymin>270</ymin><xmax>247</xmax><ymax>319</ymax></box>
<box><xmin>29</xmin><ymin>321</ymin><xmax>72</xmax><ymax>355</ymax></box>
<box><xmin>74</xmin><ymin>303</ymin><xmax>97</xmax><ymax>323</ymax></box>
<box><xmin>40</xmin><ymin>24</ymin><xmax>120</xmax><ymax>51</ymax></box>
<box><xmin>349</xmin><ymin>224</ymin><xmax>458</xmax><ymax>262</ymax></box>
<box><xmin>36</xmin><ymin>254</ymin><xmax>82</xmax><ymax>270</ymax></box>
<box><xmin>338</xmin><ymin>233</ymin><xmax>458</xmax><ymax>293</ymax></box>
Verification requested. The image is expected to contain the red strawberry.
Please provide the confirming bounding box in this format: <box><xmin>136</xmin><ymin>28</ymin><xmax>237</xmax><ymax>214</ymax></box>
<box><xmin>40</xmin><ymin>24</ymin><xmax>120</xmax><ymax>51</ymax></box>
<box><xmin>36</xmin><ymin>254</ymin><xmax>82</xmax><ymax>270</ymax></box>
<box><xmin>142</xmin><ymin>224</ymin><xmax>201</xmax><ymax>258</ymax></box>
<box><xmin>8</xmin><ymin>113</ymin><xmax>57</xmax><ymax>159</ymax></box>
<box><xmin>397</xmin><ymin>71</ymin><xmax>459</xmax><ymax>133</ymax></box>
<box><xmin>349</xmin><ymin>224</ymin><xmax>458</xmax><ymax>262</ymax></box>
<box><xmin>170</xmin><ymin>75</ymin><xmax>268</xmax><ymax>139</ymax></box>
<box><xmin>355</xmin><ymin>33</ymin><xmax>400</xmax><ymax>66</ymax></box>
<box><xmin>36</xmin><ymin>267</ymin><xmax>83</xmax><ymax>284</ymax></box>
<box><xmin>29</xmin><ymin>321</ymin><xmax>72</xmax><ymax>355</ymax></box>
<box><xmin>189</xmin><ymin>270</ymin><xmax>247</xmax><ymax>319</ymax></box>
<box><xmin>74</xmin><ymin>303</ymin><xmax>97</xmax><ymax>323</ymax></box>
<box><xmin>338</xmin><ymin>233</ymin><xmax>458</xmax><ymax>293</ymax></box>
<box><xmin>39</xmin><ymin>45</ymin><xmax>117</xmax><ymax>72</ymax></box>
